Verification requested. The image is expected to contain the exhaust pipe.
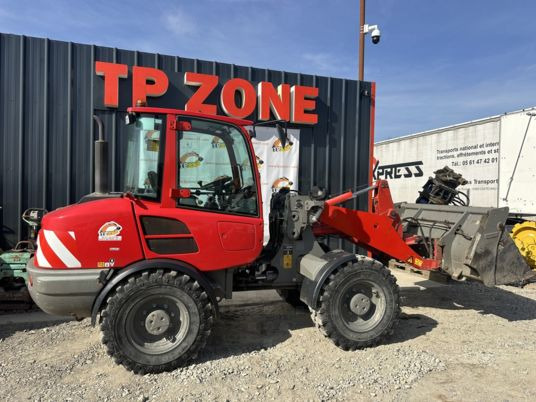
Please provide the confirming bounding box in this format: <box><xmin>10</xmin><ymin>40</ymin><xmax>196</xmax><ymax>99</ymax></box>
<box><xmin>93</xmin><ymin>115</ymin><xmax>109</xmax><ymax>194</ymax></box>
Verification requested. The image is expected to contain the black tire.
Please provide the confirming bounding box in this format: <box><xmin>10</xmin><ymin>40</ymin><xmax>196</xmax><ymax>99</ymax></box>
<box><xmin>311</xmin><ymin>256</ymin><xmax>400</xmax><ymax>350</ymax></box>
<box><xmin>276</xmin><ymin>289</ymin><xmax>306</xmax><ymax>308</ymax></box>
<box><xmin>100</xmin><ymin>270</ymin><xmax>214</xmax><ymax>374</ymax></box>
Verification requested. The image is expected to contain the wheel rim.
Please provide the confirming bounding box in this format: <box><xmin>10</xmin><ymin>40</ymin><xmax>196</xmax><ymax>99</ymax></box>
<box><xmin>337</xmin><ymin>279</ymin><xmax>387</xmax><ymax>333</ymax></box>
<box><xmin>124</xmin><ymin>294</ymin><xmax>191</xmax><ymax>355</ymax></box>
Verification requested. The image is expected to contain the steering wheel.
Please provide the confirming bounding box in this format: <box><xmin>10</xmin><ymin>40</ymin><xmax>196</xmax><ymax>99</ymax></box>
<box><xmin>198</xmin><ymin>175</ymin><xmax>232</xmax><ymax>191</ymax></box>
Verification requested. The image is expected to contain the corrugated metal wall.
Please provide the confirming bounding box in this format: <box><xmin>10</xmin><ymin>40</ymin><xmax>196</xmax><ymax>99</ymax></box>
<box><xmin>0</xmin><ymin>33</ymin><xmax>372</xmax><ymax>249</ymax></box>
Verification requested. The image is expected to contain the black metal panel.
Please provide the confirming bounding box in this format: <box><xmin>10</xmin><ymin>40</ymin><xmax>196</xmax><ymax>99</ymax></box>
<box><xmin>72</xmin><ymin>43</ymin><xmax>94</xmax><ymax>201</ymax></box>
<box><xmin>140</xmin><ymin>217</ymin><xmax>191</xmax><ymax>236</ymax></box>
<box><xmin>1</xmin><ymin>34</ymin><xmax>24</xmax><ymax>242</ymax></box>
<box><xmin>0</xmin><ymin>32</ymin><xmax>372</xmax><ymax>248</ymax></box>
<box><xmin>146</xmin><ymin>238</ymin><xmax>199</xmax><ymax>255</ymax></box>
<box><xmin>46</xmin><ymin>39</ymin><xmax>69</xmax><ymax>210</ymax></box>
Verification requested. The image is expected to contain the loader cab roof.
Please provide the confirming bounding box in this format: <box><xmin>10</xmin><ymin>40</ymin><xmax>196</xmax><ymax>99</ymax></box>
<box><xmin>126</xmin><ymin>106</ymin><xmax>253</xmax><ymax>127</ymax></box>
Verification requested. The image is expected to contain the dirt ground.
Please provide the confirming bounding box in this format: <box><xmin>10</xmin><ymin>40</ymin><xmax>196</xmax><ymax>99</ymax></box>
<box><xmin>1</xmin><ymin>271</ymin><xmax>535</xmax><ymax>401</ymax></box>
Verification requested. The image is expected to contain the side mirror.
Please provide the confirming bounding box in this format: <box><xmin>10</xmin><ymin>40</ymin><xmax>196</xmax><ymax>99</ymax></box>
<box><xmin>169</xmin><ymin>188</ymin><xmax>192</xmax><ymax>199</ymax></box>
<box><xmin>276</xmin><ymin>123</ymin><xmax>288</xmax><ymax>148</ymax></box>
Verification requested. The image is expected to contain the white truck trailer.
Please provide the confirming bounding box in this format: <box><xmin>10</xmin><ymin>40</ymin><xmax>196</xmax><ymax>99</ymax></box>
<box><xmin>374</xmin><ymin>107</ymin><xmax>536</xmax><ymax>269</ymax></box>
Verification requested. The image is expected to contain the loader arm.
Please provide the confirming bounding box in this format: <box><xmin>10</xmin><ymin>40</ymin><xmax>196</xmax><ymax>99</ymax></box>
<box><xmin>317</xmin><ymin>204</ymin><xmax>440</xmax><ymax>270</ymax></box>
<box><xmin>314</xmin><ymin>180</ymin><xmax>441</xmax><ymax>271</ymax></box>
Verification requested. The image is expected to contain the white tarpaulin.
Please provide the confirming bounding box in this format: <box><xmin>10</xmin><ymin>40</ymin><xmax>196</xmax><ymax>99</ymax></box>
<box><xmin>498</xmin><ymin>112</ymin><xmax>536</xmax><ymax>214</ymax></box>
<box><xmin>374</xmin><ymin>120</ymin><xmax>500</xmax><ymax>207</ymax></box>
<box><xmin>252</xmin><ymin>127</ymin><xmax>300</xmax><ymax>243</ymax></box>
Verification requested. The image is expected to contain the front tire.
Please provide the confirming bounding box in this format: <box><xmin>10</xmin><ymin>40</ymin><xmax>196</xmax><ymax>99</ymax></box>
<box><xmin>100</xmin><ymin>270</ymin><xmax>214</xmax><ymax>374</ymax></box>
<box><xmin>312</xmin><ymin>257</ymin><xmax>400</xmax><ymax>350</ymax></box>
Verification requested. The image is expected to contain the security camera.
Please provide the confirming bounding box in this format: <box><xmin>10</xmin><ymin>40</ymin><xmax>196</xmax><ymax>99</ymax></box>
<box><xmin>371</xmin><ymin>28</ymin><xmax>381</xmax><ymax>44</ymax></box>
<box><xmin>363</xmin><ymin>24</ymin><xmax>381</xmax><ymax>45</ymax></box>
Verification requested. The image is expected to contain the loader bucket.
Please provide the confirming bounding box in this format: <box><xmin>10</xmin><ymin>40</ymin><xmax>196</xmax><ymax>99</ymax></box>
<box><xmin>396</xmin><ymin>203</ymin><xmax>536</xmax><ymax>287</ymax></box>
<box><xmin>494</xmin><ymin>233</ymin><xmax>536</xmax><ymax>286</ymax></box>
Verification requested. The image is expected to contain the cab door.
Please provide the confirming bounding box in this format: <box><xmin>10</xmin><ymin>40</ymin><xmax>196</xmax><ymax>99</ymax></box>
<box><xmin>141</xmin><ymin>115</ymin><xmax>264</xmax><ymax>272</ymax></box>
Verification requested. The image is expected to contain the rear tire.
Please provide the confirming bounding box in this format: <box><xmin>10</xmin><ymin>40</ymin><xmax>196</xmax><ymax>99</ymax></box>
<box><xmin>311</xmin><ymin>257</ymin><xmax>399</xmax><ymax>350</ymax></box>
<box><xmin>100</xmin><ymin>270</ymin><xmax>214</xmax><ymax>374</ymax></box>
<box><xmin>276</xmin><ymin>289</ymin><xmax>306</xmax><ymax>307</ymax></box>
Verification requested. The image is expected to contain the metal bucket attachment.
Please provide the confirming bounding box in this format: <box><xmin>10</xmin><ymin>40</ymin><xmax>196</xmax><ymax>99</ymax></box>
<box><xmin>495</xmin><ymin>233</ymin><xmax>536</xmax><ymax>286</ymax></box>
<box><xmin>396</xmin><ymin>203</ymin><xmax>536</xmax><ymax>286</ymax></box>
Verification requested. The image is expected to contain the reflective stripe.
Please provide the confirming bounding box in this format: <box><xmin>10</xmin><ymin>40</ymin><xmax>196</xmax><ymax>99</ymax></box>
<box><xmin>35</xmin><ymin>235</ymin><xmax>52</xmax><ymax>268</ymax></box>
<box><xmin>43</xmin><ymin>230</ymin><xmax>82</xmax><ymax>268</ymax></box>
<box><xmin>55</xmin><ymin>230</ymin><xmax>78</xmax><ymax>257</ymax></box>
<box><xmin>37</xmin><ymin>231</ymin><xmax>66</xmax><ymax>268</ymax></box>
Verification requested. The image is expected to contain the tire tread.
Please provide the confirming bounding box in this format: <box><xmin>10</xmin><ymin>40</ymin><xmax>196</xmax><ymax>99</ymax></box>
<box><xmin>100</xmin><ymin>270</ymin><xmax>214</xmax><ymax>374</ymax></box>
<box><xmin>312</xmin><ymin>256</ymin><xmax>400</xmax><ymax>350</ymax></box>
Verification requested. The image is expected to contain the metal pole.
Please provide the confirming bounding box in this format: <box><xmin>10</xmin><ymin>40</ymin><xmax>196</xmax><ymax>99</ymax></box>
<box><xmin>93</xmin><ymin>115</ymin><xmax>109</xmax><ymax>194</ymax></box>
<box><xmin>358</xmin><ymin>0</ymin><xmax>366</xmax><ymax>81</ymax></box>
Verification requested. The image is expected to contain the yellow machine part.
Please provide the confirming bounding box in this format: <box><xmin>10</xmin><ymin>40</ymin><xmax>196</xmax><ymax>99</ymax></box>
<box><xmin>511</xmin><ymin>221</ymin><xmax>536</xmax><ymax>270</ymax></box>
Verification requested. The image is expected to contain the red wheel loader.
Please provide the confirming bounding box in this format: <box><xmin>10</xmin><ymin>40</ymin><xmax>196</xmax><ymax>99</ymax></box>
<box><xmin>27</xmin><ymin>107</ymin><xmax>535</xmax><ymax>374</ymax></box>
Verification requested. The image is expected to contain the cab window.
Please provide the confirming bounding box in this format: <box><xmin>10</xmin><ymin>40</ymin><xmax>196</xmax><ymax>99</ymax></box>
<box><xmin>177</xmin><ymin>118</ymin><xmax>258</xmax><ymax>216</ymax></box>
<box><xmin>124</xmin><ymin>115</ymin><xmax>164</xmax><ymax>199</ymax></box>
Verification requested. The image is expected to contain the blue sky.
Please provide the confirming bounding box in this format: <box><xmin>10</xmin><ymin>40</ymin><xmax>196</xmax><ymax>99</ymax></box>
<box><xmin>1</xmin><ymin>0</ymin><xmax>535</xmax><ymax>140</ymax></box>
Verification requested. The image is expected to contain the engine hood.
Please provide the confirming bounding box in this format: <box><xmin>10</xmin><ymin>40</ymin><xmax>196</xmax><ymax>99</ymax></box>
<box><xmin>35</xmin><ymin>198</ymin><xmax>144</xmax><ymax>269</ymax></box>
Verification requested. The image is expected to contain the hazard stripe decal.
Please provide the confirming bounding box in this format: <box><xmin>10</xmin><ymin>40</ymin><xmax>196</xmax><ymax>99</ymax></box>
<box><xmin>35</xmin><ymin>235</ymin><xmax>51</xmax><ymax>268</ymax></box>
<box><xmin>37</xmin><ymin>232</ymin><xmax>67</xmax><ymax>268</ymax></box>
<box><xmin>54</xmin><ymin>230</ymin><xmax>78</xmax><ymax>257</ymax></box>
<box><xmin>43</xmin><ymin>230</ymin><xmax>82</xmax><ymax>268</ymax></box>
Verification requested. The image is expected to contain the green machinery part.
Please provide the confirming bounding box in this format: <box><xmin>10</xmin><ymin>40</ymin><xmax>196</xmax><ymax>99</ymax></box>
<box><xmin>0</xmin><ymin>242</ymin><xmax>34</xmax><ymax>308</ymax></box>
<box><xmin>0</xmin><ymin>208</ymin><xmax>47</xmax><ymax>309</ymax></box>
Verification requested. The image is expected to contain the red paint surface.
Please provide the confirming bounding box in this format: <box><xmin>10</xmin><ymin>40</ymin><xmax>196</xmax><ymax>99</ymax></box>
<box><xmin>184</xmin><ymin>72</ymin><xmax>219</xmax><ymax>115</ymax></box>
<box><xmin>220</xmin><ymin>78</ymin><xmax>257</xmax><ymax>118</ymax></box>
<box><xmin>95</xmin><ymin>61</ymin><xmax>128</xmax><ymax>108</ymax></box>
<box><xmin>132</xmin><ymin>66</ymin><xmax>169</xmax><ymax>107</ymax></box>
<box><xmin>95</xmin><ymin>62</ymin><xmax>319</xmax><ymax>124</ymax></box>
<box><xmin>257</xmin><ymin>82</ymin><xmax>290</xmax><ymax>121</ymax></box>
<box><xmin>217</xmin><ymin>222</ymin><xmax>256</xmax><ymax>251</ymax></box>
<box><xmin>35</xmin><ymin>198</ymin><xmax>144</xmax><ymax>269</ymax></box>
<box><xmin>291</xmin><ymin>85</ymin><xmax>319</xmax><ymax>124</ymax></box>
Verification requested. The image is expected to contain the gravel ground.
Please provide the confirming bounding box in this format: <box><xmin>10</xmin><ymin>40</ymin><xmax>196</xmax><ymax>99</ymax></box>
<box><xmin>1</xmin><ymin>277</ymin><xmax>535</xmax><ymax>401</ymax></box>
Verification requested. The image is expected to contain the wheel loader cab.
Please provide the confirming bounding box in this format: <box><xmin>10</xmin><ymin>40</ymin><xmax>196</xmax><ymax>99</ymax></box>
<box><xmin>125</xmin><ymin>108</ymin><xmax>264</xmax><ymax>271</ymax></box>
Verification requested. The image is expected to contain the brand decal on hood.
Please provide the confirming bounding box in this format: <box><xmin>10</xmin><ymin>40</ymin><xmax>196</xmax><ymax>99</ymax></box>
<box><xmin>98</xmin><ymin>221</ymin><xmax>123</xmax><ymax>241</ymax></box>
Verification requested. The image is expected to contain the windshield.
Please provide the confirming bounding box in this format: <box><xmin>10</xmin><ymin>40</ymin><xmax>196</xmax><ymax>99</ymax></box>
<box><xmin>124</xmin><ymin>115</ymin><xmax>164</xmax><ymax>199</ymax></box>
<box><xmin>178</xmin><ymin>118</ymin><xmax>258</xmax><ymax>216</ymax></box>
